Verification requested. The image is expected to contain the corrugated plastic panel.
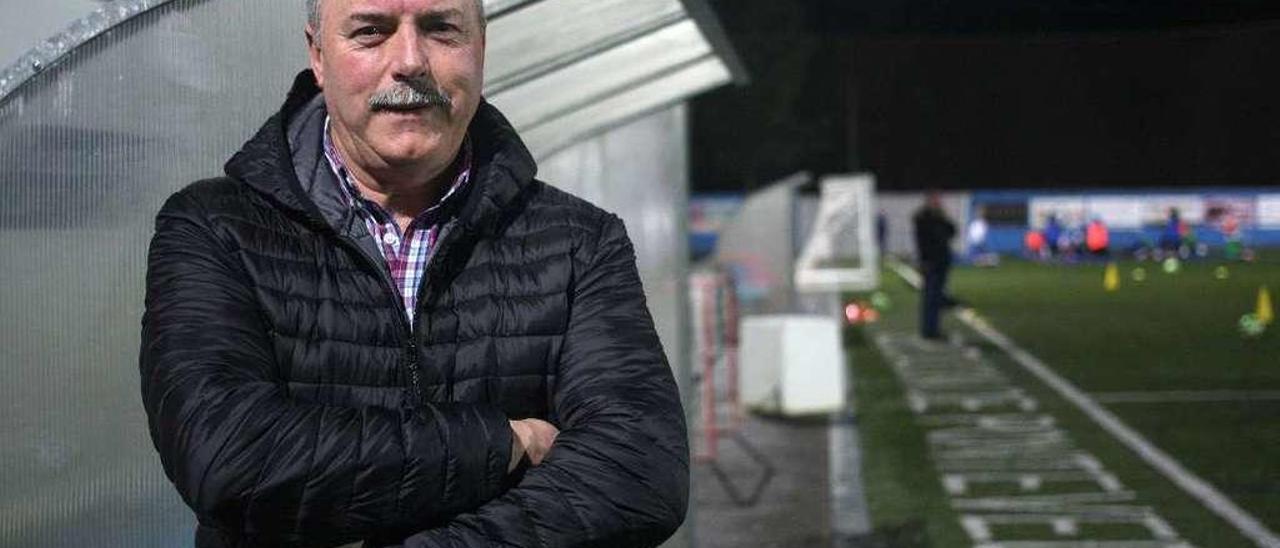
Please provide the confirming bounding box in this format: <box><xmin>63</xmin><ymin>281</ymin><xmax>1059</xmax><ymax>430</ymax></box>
<box><xmin>484</xmin><ymin>0</ymin><xmax>685</xmax><ymax>93</ymax></box>
<box><xmin>0</xmin><ymin>0</ymin><xmax>307</xmax><ymax>545</ymax></box>
<box><xmin>519</xmin><ymin>55</ymin><xmax>731</xmax><ymax>158</ymax></box>
<box><xmin>488</xmin><ymin>18</ymin><xmax>712</xmax><ymax>130</ymax></box>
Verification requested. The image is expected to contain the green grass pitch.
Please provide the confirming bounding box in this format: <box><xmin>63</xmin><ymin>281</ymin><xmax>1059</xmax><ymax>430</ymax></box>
<box><xmin>849</xmin><ymin>257</ymin><xmax>1280</xmax><ymax>546</ymax></box>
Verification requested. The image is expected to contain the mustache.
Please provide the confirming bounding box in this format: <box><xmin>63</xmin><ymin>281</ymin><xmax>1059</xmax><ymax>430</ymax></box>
<box><xmin>368</xmin><ymin>81</ymin><xmax>452</xmax><ymax>112</ymax></box>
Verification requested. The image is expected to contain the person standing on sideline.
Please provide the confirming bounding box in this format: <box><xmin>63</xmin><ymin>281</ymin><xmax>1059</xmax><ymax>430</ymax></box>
<box><xmin>965</xmin><ymin>206</ymin><xmax>998</xmax><ymax>266</ymax></box>
<box><xmin>1085</xmin><ymin>216</ymin><xmax>1110</xmax><ymax>258</ymax></box>
<box><xmin>876</xmin><ymin>209</ymin><xmax>888</xmax><ymax>257</ymax></box>
<box><xmin>913</xmin><ymin>192</ymin><xmax>957</xmax><ymax>339</ymax></box>
<box><xmin>1043</xmin><ymin>214</ymin><xmax>1063</xmax><ymax>258</ymax></box>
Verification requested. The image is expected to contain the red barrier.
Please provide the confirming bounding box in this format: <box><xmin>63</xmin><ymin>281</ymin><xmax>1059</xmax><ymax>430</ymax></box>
<box><xmin>693</xmin><ymin>270</ymin><xmax>742</xmax><ymax>463</ymax></box>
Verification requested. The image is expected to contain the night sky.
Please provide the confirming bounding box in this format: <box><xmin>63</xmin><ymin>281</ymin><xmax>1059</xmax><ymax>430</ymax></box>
<box><xmin>691</xmin><ymin>1</ymin><xmax>1280</xmax><ymax>192</ymax></box>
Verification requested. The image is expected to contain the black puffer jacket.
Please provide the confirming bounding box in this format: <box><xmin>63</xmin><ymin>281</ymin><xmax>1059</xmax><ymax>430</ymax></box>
<box><xmin>140</xmin><ymin>71</ymin><xmax>688</xmax><ymax>547</ymax></box>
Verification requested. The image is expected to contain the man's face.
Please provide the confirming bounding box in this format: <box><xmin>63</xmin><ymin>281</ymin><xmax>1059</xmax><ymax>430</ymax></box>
<box><xmin>307</xmin><ymin>0</ymin><xmax>485</xmax><ymax>172</ymax></box>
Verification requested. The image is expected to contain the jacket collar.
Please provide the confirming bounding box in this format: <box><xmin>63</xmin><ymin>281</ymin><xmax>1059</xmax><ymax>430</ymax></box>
<box><xmin>224</xmin><ymin>69</ymin><xmax>538</xmax><ymax>237</ymax></box>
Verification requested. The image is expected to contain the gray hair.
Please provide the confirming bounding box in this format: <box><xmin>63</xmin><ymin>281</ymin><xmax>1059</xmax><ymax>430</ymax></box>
<box><xmin>307</xmin><ymin>0</ymin><xmax>487</xmax><ymax>30</ymax></box>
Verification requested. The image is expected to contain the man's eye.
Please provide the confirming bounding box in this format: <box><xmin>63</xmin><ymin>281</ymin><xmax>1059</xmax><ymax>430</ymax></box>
<box><xmin>424</xmin><ymin>22</ymin><xmax>460</xmax><ymax>34</ymax></box>
<box><xmin>352</xmin><ymin>26</ymin><xmax>385</xmax><ymax>38</ymax></box>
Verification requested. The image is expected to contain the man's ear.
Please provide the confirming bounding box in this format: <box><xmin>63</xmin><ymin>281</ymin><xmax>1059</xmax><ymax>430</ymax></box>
<box><xmin>305</xmin><ymin>24</ymin><xmax>325</xmax><ymax>88</ymax></box>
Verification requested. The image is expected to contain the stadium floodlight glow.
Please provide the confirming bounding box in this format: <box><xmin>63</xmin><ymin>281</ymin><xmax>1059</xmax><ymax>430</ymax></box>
<box><xmin>795</xmin><ymin>174</ymin><xmax>881</xmax><ymax>293</ymax></box>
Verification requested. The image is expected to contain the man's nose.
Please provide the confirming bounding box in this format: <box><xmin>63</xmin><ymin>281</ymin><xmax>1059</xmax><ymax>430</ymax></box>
<box><xmin>390</xmin><ymin>27</ymin><xmax>429</xmax><ymax>80</ymax></box>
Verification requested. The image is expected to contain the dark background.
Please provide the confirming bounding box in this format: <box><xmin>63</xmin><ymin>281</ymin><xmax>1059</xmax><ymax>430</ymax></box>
<box><xmin>691</xmin><ymin>1</ymin><xmax>1280</xmax><ymax>192</ymax></box>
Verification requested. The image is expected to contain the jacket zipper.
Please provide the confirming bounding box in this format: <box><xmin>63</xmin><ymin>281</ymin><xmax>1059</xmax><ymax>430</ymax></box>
<box><xmin>334</xmin><ymin>234</ymin><xmax>426</xmax><ymax>404</ymax></box>
<box><xmin>414</xmin><ymin>222</ymin><xmax>463</xmax><ymax>402</ymax></box>
<box><xmin>335</xmin><ymin>222</ymin><xmax>466</xmax><ymax>406</ymax></box>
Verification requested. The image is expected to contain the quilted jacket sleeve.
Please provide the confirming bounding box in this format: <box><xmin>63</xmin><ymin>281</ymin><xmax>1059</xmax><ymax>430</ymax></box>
<box><xmin>394</xmin><ymin>214</ymin><xmax>690</xmax><ymax>547</ymax></box>
<box><xmin>139</xmin><ymin>190</ymin><xmax>513</xmax><ymax>546</ymax></box>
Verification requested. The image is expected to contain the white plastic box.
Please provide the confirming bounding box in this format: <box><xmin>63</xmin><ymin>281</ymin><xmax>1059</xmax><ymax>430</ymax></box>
<box><xmin>739</xmin><ymin>315</ymin><xmax>847</xmax><ymax>415</ymax></box>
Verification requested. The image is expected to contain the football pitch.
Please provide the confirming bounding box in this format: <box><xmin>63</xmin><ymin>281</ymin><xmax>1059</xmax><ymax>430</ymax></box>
<box><xmin>850</xmin><ymin>257</ymin><xmax>1280</xmax><ymax>547</ymax></box>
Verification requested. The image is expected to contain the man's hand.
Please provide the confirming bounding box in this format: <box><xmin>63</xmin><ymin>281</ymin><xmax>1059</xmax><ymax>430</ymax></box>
<box><xmin>508</xmin><ymin>418</ymin><xmax>559</xmax><ymax>472</ymax></box>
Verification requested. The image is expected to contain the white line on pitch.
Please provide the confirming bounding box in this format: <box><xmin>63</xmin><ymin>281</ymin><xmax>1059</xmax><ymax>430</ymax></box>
<box><xmin>888</xmin><ymin>261</ymin><xmax>1280</xmax><ymax>548</ymax></box>
<box><xmin>1091</xmin><ymin>390</ymin><xmax>1280</xmax><ymax>404</ymax></box>
<box><xmin>963</xmin><ymin>312</ymin><xmax>1280</xmax><ymax>547</ymax></box>
<box><xmin>887</xmin><ymin>259</ymin><xmax>923</xmax><ymax>290</ymax></box>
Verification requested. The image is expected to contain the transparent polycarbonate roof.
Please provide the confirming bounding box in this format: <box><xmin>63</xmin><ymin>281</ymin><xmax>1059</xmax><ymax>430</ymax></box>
<box><xmin>1</xmin><ymin>0</ymin><xmax>744</xmax><ymax>158</ymax></box>
<box><xmin>483</xmin><ymin>0</ymin><xmax>743</xmax><ymax>156</ymax></box>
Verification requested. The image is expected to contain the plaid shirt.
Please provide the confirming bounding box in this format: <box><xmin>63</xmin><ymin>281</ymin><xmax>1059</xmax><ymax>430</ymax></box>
<box><xmin>323</xmin><ymin>117</ymin><xmax>472</xmax><ymax>325</ymax></box>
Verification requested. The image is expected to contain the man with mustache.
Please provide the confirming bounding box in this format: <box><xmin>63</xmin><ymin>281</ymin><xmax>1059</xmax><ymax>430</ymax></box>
<box><xmin>139</xmin><ymin>0</ymin><xmax>688</xmax><ymax>546</ymax></box>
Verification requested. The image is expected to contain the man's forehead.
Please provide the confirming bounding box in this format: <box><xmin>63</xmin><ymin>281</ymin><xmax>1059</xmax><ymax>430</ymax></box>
<box><xmin>326</xmin><ymin>0</ymin><xmax>473</xmax><ymax>18</ymax></box>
